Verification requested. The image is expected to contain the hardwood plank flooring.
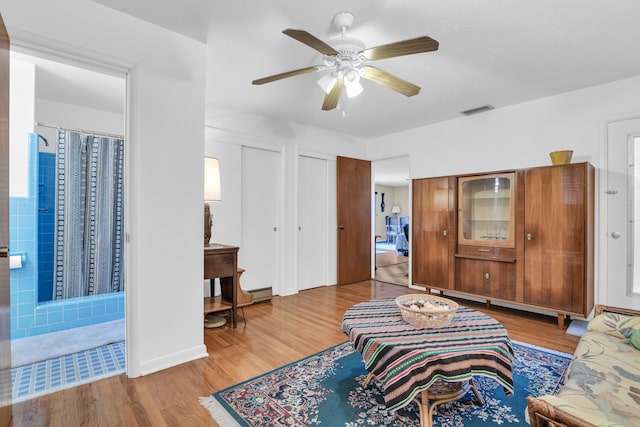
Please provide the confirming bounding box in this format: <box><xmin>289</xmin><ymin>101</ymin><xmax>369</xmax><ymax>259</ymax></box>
<box><xmin>10</xmin><ymin>281</ymin><xmax>580</xmax><ymax>426</ymax></box>
<box><xmin>376</xmin><ymin>249</ymin><xmax>408</xmax><ymax>268</ymax></box>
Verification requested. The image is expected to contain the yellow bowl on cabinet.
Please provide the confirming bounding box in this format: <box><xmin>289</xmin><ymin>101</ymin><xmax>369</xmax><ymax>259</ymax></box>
<box><xmin>549</xmin><ymin>150</ymin><xmax>573</xmax><ymax>165</ymax></box>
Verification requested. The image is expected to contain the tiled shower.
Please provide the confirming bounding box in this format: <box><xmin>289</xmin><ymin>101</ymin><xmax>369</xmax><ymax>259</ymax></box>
<box><xmin>9</xmin><ymin>134</ymin><xmax>124</xmax><ymax>340</ymax></box>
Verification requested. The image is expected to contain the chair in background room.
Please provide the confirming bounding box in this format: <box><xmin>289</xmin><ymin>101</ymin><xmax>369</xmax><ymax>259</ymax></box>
<box><xmin>385</xmin><ymin>216</ymin><xmax>399</xmax><ymax>243</ymax></box>
<box><xmin>400</xmin><ymin>216</ymin><xmax>409</xmax><ymax>229</ymax></box>
<box><xmin>396</xmin><ymin>223</ymin><xmax>409</xmax><ymax>256</ymax></box>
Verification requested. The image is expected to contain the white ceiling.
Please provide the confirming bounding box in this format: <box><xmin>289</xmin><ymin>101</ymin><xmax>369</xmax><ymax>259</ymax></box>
<box><xmin>16</xmin><ymin>1</ymin><xmax>640</xmax><ymax>185</ymax></box>
<box><xmin>89</xmin><ymin>0</ymin><xmax>640</xmax><ymax>141</ymax></box>
<box><xmin>12</xmin><ymin>51</ymin><xmax>125</xmax><ymax>115</ymax></box>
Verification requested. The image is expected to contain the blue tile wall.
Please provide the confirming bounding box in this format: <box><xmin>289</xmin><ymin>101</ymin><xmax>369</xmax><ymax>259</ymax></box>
<box><xmin>37</xmin><ymin>152</ymin><xmax>55</xmax><ymax>302</ymax></box>
<box><xmin>10</xmin><ymin>134</ymin><xmax>124</xmax><ymax>339</ymax></box>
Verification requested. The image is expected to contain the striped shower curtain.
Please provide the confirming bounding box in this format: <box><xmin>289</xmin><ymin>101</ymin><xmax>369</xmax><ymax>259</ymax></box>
<box><xmin>53</xmin><ymin>130</ymin><xmax>125</xmax><ymax>299</ymax></box>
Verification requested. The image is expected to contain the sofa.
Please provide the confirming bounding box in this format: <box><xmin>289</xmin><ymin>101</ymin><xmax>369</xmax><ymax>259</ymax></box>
<box><xmin>527</xmin><ymin>305</ymin><xmax>640</xmax><ymax>427</ymax></box>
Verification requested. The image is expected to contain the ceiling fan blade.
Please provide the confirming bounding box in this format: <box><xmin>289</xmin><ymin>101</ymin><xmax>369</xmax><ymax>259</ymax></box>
<box><xmin>363</xmin><ymin>36</ymin><xmax>439</xmax><ymax>61</ymax></box>
<box><xmin>322</xmin><ymin>77</ymin><xmax>343</xmax><ymax>111</ymax></box>
<box><xmin>283</xmin><ymin>29</ymin><xmax>339</xmax><ymax>56</ymax></box>
<box><xmin>360</xmin><ymin>67</ymin><xmax>421</xmax><ymax>97</ymax></box>
<box><xmin>252</xmin><ymin>66</ymin><xmax>324</xmax><ymax>85</ymax></box>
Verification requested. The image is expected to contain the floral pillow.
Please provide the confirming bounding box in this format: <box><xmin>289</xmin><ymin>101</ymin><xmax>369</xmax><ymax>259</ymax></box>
<box><xmin>587</xmin><ymin>312</ymin><xmax>640</xmax><ymax>340</ymax></box>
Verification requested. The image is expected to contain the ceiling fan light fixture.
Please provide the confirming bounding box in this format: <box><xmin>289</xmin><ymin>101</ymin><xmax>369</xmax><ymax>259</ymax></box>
<box><xmin>253</xmin><ymin>10</ymin><xmax>440</xmax><ymax>111</ymax></box>
<box><xmin>318</xmin><ymin>73</ymin><xmax>338</xmax><ymax>94</ymax></box>
<box><xmin>344</xmin><ymin>69</ymin><xmax>363</xmax><ymax>98</ymax></box>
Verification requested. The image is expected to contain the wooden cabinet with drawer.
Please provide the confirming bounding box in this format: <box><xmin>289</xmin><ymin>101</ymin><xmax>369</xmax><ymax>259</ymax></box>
<box><xmin>411</xmin><ymin>162</ymin><xmax>594</xmax><ymax>328</ymax></box>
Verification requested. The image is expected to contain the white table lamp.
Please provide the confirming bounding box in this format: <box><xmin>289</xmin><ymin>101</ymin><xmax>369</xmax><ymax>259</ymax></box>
<box><xmin>204</xmin><ymin>157</ymin><xmax>222</xmax><ymax>246</ymax></box>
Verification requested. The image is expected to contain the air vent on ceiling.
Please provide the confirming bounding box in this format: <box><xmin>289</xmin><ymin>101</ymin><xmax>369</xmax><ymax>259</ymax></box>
<box><xmin>461</xmin><ymin>105</ymin><xmax>495</xmax><ymax>116</ymax></box>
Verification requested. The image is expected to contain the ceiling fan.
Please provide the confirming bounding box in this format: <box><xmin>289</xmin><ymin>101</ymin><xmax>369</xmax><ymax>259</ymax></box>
<box><xmin>252</xmin><ymin>11</ymin><xmax>439</xmax><ymax>111</ymax></box>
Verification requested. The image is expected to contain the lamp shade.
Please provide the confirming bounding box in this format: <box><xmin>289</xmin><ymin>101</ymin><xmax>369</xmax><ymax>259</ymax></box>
<box><xmin>344</xmin><ymin>70</ymin><xmax>363</xmax><ymax>98</ymax></box>
<box><xmin>391</xmin><ymin>205</ymin><xmax>401</xmax><ymax>214</ymax></box>
<box><xmin>204</xmin><ymin>157</ymin><xmax>222</xmax><ymax>202</ymax></box>
<box><xmin>317</xmin><ymin>73</ymin><xmax>337</xmax><ymax>94</ymax></box>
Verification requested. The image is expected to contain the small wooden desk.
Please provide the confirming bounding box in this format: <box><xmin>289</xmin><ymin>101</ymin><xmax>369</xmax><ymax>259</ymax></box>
<box><xmin>204</xmin><ymin>244</ymin><xmax>239</xmax><ymax>328</ymax></box>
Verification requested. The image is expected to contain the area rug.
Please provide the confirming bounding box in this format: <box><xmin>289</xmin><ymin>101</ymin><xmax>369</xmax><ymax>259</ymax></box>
<box><xmin>200</xmin><ymin>340</ymin><xmax>572</xmax><ymax>426</ymax></box>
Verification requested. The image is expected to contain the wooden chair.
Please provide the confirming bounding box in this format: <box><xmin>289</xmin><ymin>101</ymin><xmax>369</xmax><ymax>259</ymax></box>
<box><xmin>219</xmin><ymin>268</ymin><xmax>254</xmax><ymax>324</ymax></box>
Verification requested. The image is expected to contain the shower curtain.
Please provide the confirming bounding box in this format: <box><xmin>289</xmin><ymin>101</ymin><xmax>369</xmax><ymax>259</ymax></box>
<box><xmin>53</xmin><ymin>130</ymin><xmax>125</xmax><ymax>299</ymax></box>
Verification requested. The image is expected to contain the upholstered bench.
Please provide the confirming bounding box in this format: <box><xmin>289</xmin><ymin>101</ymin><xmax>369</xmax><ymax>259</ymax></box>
<box><xmin>527</xmin><ymin>305</ymin><xmax>640</xmax><ymax>427</ymax></box>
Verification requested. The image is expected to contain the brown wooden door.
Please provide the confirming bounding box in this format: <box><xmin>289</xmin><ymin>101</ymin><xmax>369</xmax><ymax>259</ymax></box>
<box><xmin>455</xmin><ymin>258</ymin><xmax>484</xmax><ymax>294</ymax></box>
<box><xmin>523</xmin><ymin>163</ymin><xmax>588</xmax><ymax>313</ymax></box>
<box><xmin>484</xmin><ymin>261</ymin><xmax>517</xmax><ymax>300</ymax></box>
<box><xmin>412</xmin><ymin>177</ymin><xmax>454</xmax><ymax>289</ymax></box>
<box><xmin>456</xmin><ymin>258</ymin><xmax>516</xmax><ymax>300</ymax></box>
<box><xmin>0</xmin><ymin>13</ymin><xmax>11</xmax><ymax>426</ymax></box>
<box><xmin>337</xmin><ymin>156</ymin><xmax>371</xmax><ymax>285</ymax></box>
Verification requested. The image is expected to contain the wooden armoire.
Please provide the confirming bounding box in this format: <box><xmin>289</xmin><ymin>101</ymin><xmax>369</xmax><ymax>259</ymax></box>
<box><xmin>412</xmin><ymin>162</ymin><xmax>594</xmax><ymax>328</ymax></box>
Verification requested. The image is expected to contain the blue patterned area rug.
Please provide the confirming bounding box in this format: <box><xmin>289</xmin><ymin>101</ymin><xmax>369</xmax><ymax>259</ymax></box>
<box><xmin>200</xmin><ymin>340</ymin><xmax>571</xmax><ymax>426</ymax></box>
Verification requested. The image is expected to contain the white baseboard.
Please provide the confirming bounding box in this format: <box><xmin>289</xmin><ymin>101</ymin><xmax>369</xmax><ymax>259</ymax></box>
<box><xmin>135</xmin><ymin>344</ymin><xmax>208</xmax><ymax>377</ymax></box>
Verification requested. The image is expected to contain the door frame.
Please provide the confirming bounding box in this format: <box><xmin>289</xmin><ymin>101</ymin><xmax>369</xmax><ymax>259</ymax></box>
<box><xmin>1</xmin><ymin>13</ymin><xmax>11</xmax><ymax>425</ymax></box>
<box><xmin>601</xmin><ymin>115</ymin><xmax>640</xmax><ymax>309</ymax></box>
<box><xmin>372</xmin><ymin>156</ymin><xmax>420</xmax><ymax>289</ymax></box>
<box><xmin>6</xmin><ymin>37</ymin><xmax>131</xmax><ymax>375</ymax></box>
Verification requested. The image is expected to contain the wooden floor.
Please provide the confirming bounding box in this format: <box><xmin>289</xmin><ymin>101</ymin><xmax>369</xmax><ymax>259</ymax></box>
<box><xmin>376</xmin><ymin>249</ymin><xmax>408</xmax><ymax>268</ymax></box>
<box><xmin>10</xmin><ymin>281</ymin><xmax>580</xmax><ymax>426</ymax></box>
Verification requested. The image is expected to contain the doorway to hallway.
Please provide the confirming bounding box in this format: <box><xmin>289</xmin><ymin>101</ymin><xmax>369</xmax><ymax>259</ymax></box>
<box><xmin>374</xmin><ymin>157</ymin><xmax>410</xmax><ymax>286</ymax></box>
<box><xmin>375</xmin><ymin>241</ymin><xmax>408</xmax><ymax>285</ymax></box>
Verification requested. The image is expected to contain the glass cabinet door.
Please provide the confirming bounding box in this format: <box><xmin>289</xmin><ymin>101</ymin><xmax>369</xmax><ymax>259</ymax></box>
<box><xmin>458</xmin><ymin>172</ymin><xmax>515</xmax><ymax>247</ymax></box>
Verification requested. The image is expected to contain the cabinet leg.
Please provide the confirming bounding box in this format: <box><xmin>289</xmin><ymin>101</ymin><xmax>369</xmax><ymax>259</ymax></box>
<box><xmin>486</xmin><ymin>300</ymin><xmax>491</xmax><ymax>309</ymax></box>
<box><xmin>557</xmin><ymin>314</ymin><xmax>569</xmax><ymax>329</ymax></box>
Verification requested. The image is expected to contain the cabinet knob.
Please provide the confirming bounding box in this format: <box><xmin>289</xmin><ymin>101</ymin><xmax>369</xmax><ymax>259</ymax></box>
<box><xmin>484</xmin><ymin>272</ymin><xmax>490</xmax><ymax>280</ymax></box>
<box><xmin>443</xmin><ymin>230</ymin><xmax>447</xmax><ymax>236</ymax></box>
<box><xmin>611</xmin><ymin>231</ymin><xmax>621</xmax><ymax>239</ymax></box>
<box><xmin>527</xmin><ymin>233</ymin><xmax>532</xmax><ymax>241</ymax></box>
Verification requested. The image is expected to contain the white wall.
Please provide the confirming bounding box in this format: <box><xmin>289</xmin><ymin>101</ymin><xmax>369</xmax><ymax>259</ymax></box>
<box><xmin>1</xmin><ymin>0</ymin><xmax>207</xmax><ymax>377</ymax></box>
<box><xmin>368</xmin><ymin>75</ymin><xmax>640</xmax><ymax>309</ymax></box>
<box><xmin>369</xmin><ymin>76</ymin><xmax>640</xmax><ymax>177</ymax></box>
<box><xmin>204</xmin><ymin>118</ymin><xmax>367</xmax><ymax>296</ymax></box>
<box><xmin>35</xmin><ymin>98</ymin><xmax>125</xmax><ymax>153</ymax></box>
<box><xmin>8</xmin><ymin>58</ymin><xmax>34</xmax><ymax>197</ymax></box>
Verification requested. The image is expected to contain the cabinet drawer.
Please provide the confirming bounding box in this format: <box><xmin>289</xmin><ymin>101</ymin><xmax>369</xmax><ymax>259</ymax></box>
<box><xmin>204</xmin><ymin>252</ymin><xmax>235</xmax><ymax>279</ymax></box>
<box><xmin>456</xmin><ymin>245</ymin><xmax>515</xmax><ymax>261</ymax></box>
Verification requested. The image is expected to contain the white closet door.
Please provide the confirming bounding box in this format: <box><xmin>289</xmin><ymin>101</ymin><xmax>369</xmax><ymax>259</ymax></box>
<box><xmin>241</xmin><ymin>146</ymin><xmax>281</xmax><ymax>293</ymax></box>
<box><xmin>298</xmin><ymin>155</ymin><xmax>330</xmax><ymax>291</ymax></box>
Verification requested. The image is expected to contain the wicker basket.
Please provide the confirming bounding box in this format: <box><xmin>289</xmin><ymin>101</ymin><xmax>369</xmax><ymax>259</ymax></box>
<box><xmin>395</xmin><ymin>294</ymin><xmax>458</xmax><ymax>329</ymax></box>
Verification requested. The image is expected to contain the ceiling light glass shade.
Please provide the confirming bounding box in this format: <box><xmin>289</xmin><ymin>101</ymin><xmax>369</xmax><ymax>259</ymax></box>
<box><xmin>344</xmin><ymin>70</ymin><xmax>363</xmax><ymax>98</ymax></box>
<box><xmin>317</xmin><ymin>73</ymin><xmax>337</xmax><ymax>94</ymax></box>
<box><xmin>204</xmin><ymin>157</ymin><xmax>222</xmax><ymax>202</ymax></box>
